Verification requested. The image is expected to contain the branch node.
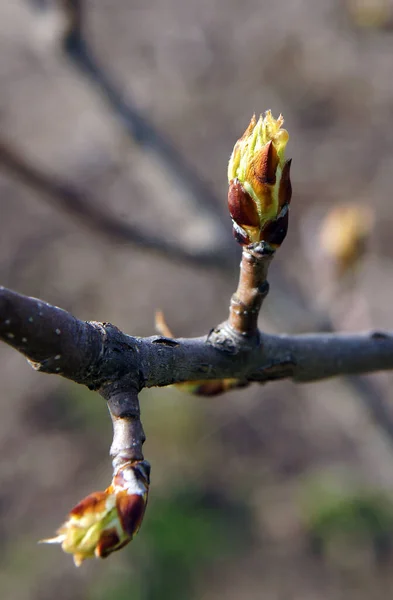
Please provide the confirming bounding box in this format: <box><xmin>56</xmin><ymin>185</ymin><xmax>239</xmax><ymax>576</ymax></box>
<box><xmin>208</xmin><ymin>322</ymin><xmax>260</xmax><ymax>354</ymax></box>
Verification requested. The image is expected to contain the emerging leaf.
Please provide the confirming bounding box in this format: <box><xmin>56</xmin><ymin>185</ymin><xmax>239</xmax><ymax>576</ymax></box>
<box><xmin>228</xmin><ymin>111</ymin><xmax>292</xmax><ymax>248</ymax></box>
<box><xmin>41</xmin><ymin>460</ymin><xmax>150</xmax><ymax>566</ymax></box>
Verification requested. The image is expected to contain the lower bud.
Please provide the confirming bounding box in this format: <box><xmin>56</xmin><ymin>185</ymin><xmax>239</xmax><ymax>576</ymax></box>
<box><xmin>40</xmin><ymin>460</ymin><xmax>150</xmax><ymax>566</ymax></box>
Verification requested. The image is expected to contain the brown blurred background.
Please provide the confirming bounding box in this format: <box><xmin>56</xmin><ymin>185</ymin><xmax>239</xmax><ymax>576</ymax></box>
<box><xmin>1</xmin><ymin>1</ymin><xmax>393</xmax><ymax>598</ymax></box>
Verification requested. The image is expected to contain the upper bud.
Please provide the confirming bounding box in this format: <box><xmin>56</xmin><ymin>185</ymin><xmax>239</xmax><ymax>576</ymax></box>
<box><xmin>41</xmin><ymin>460</ymin><xmax>150</xmax><ymax>566</ymax></box>
<box><xmin>228</xmin><ymin>111</ymin><xmax>292</xmax><ymax>247</ymax></box>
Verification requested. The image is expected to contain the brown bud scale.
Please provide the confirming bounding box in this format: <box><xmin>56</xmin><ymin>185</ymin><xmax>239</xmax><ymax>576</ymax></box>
<box><xmin>95</xmin><ymin>529</ymin><xmax>121</xmax><ymax>558</ymax></box>
<box><xmin>228</xmin><ymin>180</ymin><xmax>260</xmax><ymax>227</ymax></box>
<box><xmin>253</xmin><ymin>141</ymin><xmax>279</xmax><ymax>185</ymax></box>
<box><xmin>116</xmin><ymin>493</ymin><xmax>146</xmax><ymax>537</ymax></box>
<box><xmin>70</xmin><ymin>492</ymin><xmax>107</xmax><ymax>517</ymax></box>
<box><xmin>278</xmin><ymin>159</ymin><xmax>292</xmax><ymax>209</ymax></box>
<box><xmin>261</xmin><ymin>206</ymin><xmax>289</xmax><ymax>248</ymax></box>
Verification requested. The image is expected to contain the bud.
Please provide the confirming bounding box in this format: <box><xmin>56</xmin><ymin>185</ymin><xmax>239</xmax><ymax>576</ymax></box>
<box><xmin>319</xmin><ymin>203</ymin><xmax>374</xmax><ymax>275</ymax></box>
<box><xmin>347</xmin><ymin>0</ymin><xmax>391</xmax><ymax>30</ymax></box>
<box><xmin>228</xmin><ymin>111</ymin><xmax>292</xmax><ymax>247</ymax></box>
<box><xmin>41</xmin><ymin>460</ymin><xmax>150</xmax><ymax>566</ymax></box>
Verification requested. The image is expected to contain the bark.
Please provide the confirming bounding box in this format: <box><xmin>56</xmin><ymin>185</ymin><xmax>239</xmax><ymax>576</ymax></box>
<box><xmin>2</xmin><ymin>287</ymin><xmax>393</xmax><ymax>391</ymax></box>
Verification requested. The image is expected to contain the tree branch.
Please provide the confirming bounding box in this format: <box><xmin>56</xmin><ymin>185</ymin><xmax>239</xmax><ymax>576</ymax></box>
<box><xmin>2</xmin><ymin>287</ymin><xmax>393</xmax><ymax>390</ymax></box>
<box><xmin>0</xmin><ymin>286</ymin><xmax>102</xmax><ymax>382</ymax></box>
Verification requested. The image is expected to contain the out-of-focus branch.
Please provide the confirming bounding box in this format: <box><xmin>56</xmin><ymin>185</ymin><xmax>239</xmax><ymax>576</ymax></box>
<box><xmin>62</xmin><ymin>0</ymin><xmax>83</xmax><ymax>36</ymax></box>
<box><xmin>0</xmin><ymin>138</ymin><xmax>234</xmax><ymax>269</ymax></box>
<box><xmin>58</xmin><ymin>0</ymin><xmax>227</xmax><ymax>227</ymax></box>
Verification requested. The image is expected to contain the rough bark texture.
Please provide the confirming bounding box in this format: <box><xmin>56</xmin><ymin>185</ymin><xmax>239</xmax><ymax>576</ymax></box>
<box><xmin>2</xmin><ymin>286</ymin><xmax>393</xmax><ymax>391</ymax></box>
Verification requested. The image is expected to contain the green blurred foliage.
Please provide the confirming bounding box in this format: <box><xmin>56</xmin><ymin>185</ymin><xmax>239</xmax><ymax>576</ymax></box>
<box><xmin>301</xmin><ymin>475</ymin><xmax>393</xmax><ymax>563</ymax></box>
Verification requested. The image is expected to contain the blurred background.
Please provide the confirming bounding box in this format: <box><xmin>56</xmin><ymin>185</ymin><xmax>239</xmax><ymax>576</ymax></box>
<box><xmin>1</xmin><ymin>0</ymin><xmax>393</xmax><ymax>598</ymax></box>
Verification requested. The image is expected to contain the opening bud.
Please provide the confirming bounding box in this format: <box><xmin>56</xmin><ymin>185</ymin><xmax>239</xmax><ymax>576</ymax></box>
<box><xmin>40</xmin><ymin>460</ymin><xmax>150</xmax><ymax>566</ymax></box>
<box><xmin>228</xmin><ymin>111</ymin><xmax>292</xmax><ymax>247</ymax></box>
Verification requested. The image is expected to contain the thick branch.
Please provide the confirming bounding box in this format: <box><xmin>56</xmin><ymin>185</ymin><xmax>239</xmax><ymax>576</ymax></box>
<box><xmin>0</xmin><ymin>287</ymin><xmax>102</xmax><ymax>382</ymax></box>
<box><xmin>2</xmin><ymin>287</ymin><xmax>393</xmax><ymax>389</ymax></box>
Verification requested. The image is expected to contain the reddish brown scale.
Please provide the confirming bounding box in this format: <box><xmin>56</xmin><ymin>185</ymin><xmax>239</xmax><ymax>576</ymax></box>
<box><xmin>278</xmin><ymin>159</ymin><xmax>292</xmax><ymax>210</ymax></box>
<box><xmin>95</xmin><ymin>528</ymin><xmax>121</xmax><ymax>558</ymax></box>
<box><xmin>232</xmin><ymin>222</ymin><xmax>251</xmax><ymax>245</ymax></box>
<box><xmin>261</xmin><ymin>206</ymin><xmax>289</xmax><ymax>248</ymax></box>
<box><xmin>254</xmin><ymin>141</ymin><xmax>279</xmax><ymax>184</ymax></box>
<box><xmin>228</xmin><ymin>180</ymin><xmax>260</xmax><ymax>227</ymax></box>
<box><xmin>245</xmin><ymin>160</ymin><xmax>275</xmax><ymax>213</ymax></box>
<box><xmin>244</xmin><ymin>141</ymin><xmax>279</xmax><ymax>190</ymax></box>
<box><xmin>70</xmin><ymin>492</ymin><xmax>107</xmax><ymax>517</ymax></box>
<box><xmin>116</xmin><ymin>493</ymin><xmax>146</xmax><ymax>537</ymax></box>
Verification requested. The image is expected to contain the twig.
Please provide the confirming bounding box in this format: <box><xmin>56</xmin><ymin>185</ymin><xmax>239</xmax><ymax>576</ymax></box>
<box><xmin>228</xmin><ymin>243</ymin><xmax>274</xmax><ymax>337</ymax></box>
<box><xmin>101</xmin><ymin>383</ymin><xmax>146</xmax><ymax>468</ymax></box>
